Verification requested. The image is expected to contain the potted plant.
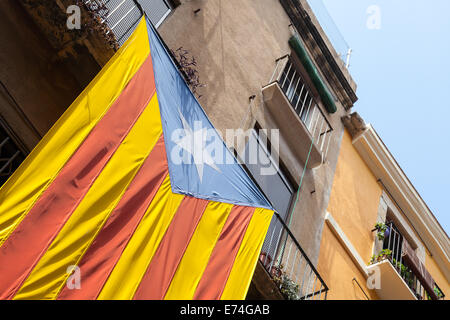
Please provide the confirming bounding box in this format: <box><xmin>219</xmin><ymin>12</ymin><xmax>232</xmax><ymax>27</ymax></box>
<box><xmin>259</xmin><ymin>252</ymin><xmax>272</xmax><ymax>269</ymax></box>
<box><xmin>434</xmin><ymin>286</ymin><xmax>444</xmax><ymax>299</ymax></box>
<box><xmin>369</xmin><ymin>249</ymin><xmax>392</xmax><ymax>264</ymax></box>
<box><xmin>272</xmin><ymin>269</ymin><xmax>300</xmax><ymax>300</ymax></box>
<box><xmin>393</xmin><ymin>258</ymin><xmax>414</xmax><ymax>288</ymax></box>
<box><xmin>270</xmin><ymin>263</ymin><xmax>284</xmax><ymax>278</ymax></box>
<box><xmin>373</xmin><ymin>222</ymin><xmax>388</xmax><ymax>241</ymax></box>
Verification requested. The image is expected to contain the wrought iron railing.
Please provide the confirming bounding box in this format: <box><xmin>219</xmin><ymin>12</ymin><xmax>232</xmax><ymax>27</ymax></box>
<box><xmin>84</xmin><ymin>0</ymin><xmax>171</xmax><ymax>45</ymax></box>
<box><xmin>270</xmin><ymin>55</ymin><xmax>333</xmax><ymax>161</ymax></box>
<box><xmin>375</xmin><ymin>222</ymin><xmax>445</xmax><ymax>300</ymax></box>
<box><xmin>259</xmin><ymin>213</ymin><xmax>328</xmax><ymax>300</ymax></box>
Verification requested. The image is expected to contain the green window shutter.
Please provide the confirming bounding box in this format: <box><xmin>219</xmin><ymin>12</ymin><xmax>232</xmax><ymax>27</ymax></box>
<box><xmin>288</xmin><ymin>36</ymin><xmax>337</xmax><ymax>114</ymax></box>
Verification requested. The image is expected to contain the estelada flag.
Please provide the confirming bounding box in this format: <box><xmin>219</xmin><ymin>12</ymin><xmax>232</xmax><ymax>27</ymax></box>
<box><xmin>0</xmin><ymin>17</ymin><xmax>274</xmax><ymax>300</ymax></box>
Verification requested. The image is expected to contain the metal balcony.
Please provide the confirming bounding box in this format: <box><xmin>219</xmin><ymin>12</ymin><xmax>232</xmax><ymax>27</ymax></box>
<box><xmin>262</xmin><ymin>55</ymin><xmax>333</xmax><ymax>168</ymax></box>
<box><xmin>369</xmin><ymin>222</ymin><xmax>445</xmax><ymax>300</ymax></box>
<box><xmin>84</xmin><ymin>0</ymin><xmax>172</xmax><ymax>46</ymax></box>
<box><xmin>259</xmin><ymin>213</ymin><xmax>328</xmax><ymax>300</ymax></box>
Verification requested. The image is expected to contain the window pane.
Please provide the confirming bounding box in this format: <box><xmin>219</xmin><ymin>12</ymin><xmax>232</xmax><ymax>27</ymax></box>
<box><xmin>244</xmin><ymin>129</ymin><xmax>295</xmax><ymax>270</ymax></box>
<box><xmin>244</xmin><ymin>130</ymin><xmax>293</xmax><ymax>220</ymax></box>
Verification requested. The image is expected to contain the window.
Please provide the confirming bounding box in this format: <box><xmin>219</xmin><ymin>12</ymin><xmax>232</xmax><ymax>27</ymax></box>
<box><xmin>242</xmin><ymin>126</ymin><xmax>295</xmax><ymax>222</ymax></box>
<box><xmin>0</xmin><ymin>121</ymin><xmax>25</xmax><ymax>186</ymax></box>
<box><xmin>382</xmin><ymin>221</ymin><xmax>404</xmax><ymax>263</ymax></box>
<box><xmin>241</xmin><ymin>126</ymin><xmax>298</xmax><ymax>273</ymax></box>
<box><xmin>379</xmin><ymin>219</ymin><xmax>445</xmax><ymax>300</ymax></box>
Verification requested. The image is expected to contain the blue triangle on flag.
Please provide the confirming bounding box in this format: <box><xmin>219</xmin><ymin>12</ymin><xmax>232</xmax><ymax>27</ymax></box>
<box><xmin>146</xmin><ymin>18</ymin><xmax>272</xmax><ymax>210</ymax></box>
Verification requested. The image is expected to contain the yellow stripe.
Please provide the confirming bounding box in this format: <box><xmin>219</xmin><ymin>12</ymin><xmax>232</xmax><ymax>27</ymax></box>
<box><xmin>164</xmin><ymin>201</ymin><xmax>233</xmax><ymax>300</ymax></box>
<box><xmin>97</xmin><ymin>178</ymin><xmax>184</xmax><ymax>300</ymax></box>
<box><xmin>220</xmin><ymin>208</ymin><xmax>273</xmax><ymax>300</ymax></box>
<box><xmin>13</xmin><ymin>94</ymin><xmax>163</xmax><ymax>300</ymax></box>
<box><xmin>0</xmin><ymin>18</ymin><xmax>150</xmax><ymax>246</ymax></box>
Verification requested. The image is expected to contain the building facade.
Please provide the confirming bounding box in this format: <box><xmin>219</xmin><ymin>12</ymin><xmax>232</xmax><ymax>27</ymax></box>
<box><xmin>3</xmin><ymin>0</ymin><xmax>446</xmax><ymax>301</ymax></box>
<box><xmin>318</xmin><ymin>112</ymin><xmax>449</xmax><ymax>300</ymax></box>
<box><xmin>158</xmin><ymin>0</ymin><xmax>357</xmax><ymax>299</ymax></box>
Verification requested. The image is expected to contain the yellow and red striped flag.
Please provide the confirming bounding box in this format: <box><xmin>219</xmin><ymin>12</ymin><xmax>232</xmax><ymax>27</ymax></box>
<box><xmin>0</xmin><ymin>17</ymin><xmax>274</xmax><ymax>300</ymax></box>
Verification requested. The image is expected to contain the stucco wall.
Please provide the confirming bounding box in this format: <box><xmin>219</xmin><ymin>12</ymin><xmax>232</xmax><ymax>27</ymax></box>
<box><xmin>319</xmin><ymin>129</ymin><xmax>449</xmax><ymax>299</ymax></box>
<box><xmin>318</xmin><ymin>224</ymin><xmax>379</xmax><ymax>300</ymax></box>
<box><xmin>159</xmin><ymin>0</ymin><xmax>293</xmax><ymax>134</ymax></box>
<box><xmin>324</xmin><ymin>130</ymin><xmax>382</xmax><ymax>261</ymax></box>
<box><xmin>425</xmin><ymin>251</ymin><xmax>449</xmax><ymax>299</ymax></box>
<box><xmin>318</xmin><ymin>129</ymin><xmax>382</xmax><ymax>299</ymax></box>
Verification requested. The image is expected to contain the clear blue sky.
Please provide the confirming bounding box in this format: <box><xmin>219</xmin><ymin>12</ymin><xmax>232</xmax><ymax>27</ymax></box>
<box><xmin>321</xmin><ymin>0</ymin><xmax>450</xmax><ymax>234</ymax></box>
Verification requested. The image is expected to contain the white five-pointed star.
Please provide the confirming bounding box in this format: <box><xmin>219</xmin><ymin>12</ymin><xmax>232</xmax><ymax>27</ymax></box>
<box><xmin>174</xmin><ymin>110</ymin><xmax>221</xmax><ymax>182</ymax></box>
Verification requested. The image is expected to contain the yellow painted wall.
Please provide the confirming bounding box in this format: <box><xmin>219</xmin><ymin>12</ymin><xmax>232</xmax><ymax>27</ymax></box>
<box><xmin>318</xmin><ymin>129</ymin><xmax>449</xmax><ymax>300</ymax></box>
<box><xmin>425</xmin><ymin>250</ymin><xmax>449</xmax><ymax>299</ymax></box>
<box><xmin>318</xmin><ymin>224</ymin><xmax>378</xmax><ymax>300</ymax></box>
<box><xmin>318</xmin><ymin>130</ymin><xmax>382</xmax><ymax>299</ymax></box>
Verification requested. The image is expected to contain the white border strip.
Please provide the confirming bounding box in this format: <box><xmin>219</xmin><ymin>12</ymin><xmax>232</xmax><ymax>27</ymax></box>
<box><xmin>325</xmin><ymin>212</ymin><xmax>369</xmax><ymax>277</ymax></box>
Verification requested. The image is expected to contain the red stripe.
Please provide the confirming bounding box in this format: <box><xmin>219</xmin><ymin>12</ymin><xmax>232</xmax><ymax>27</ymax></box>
<box><xmin>133</xmin><ymin>197</ymin><xmax>209</xmax><ymax>300</ymax></box>
<box><xmin>0</xmin><ymin>55</ymin><xmax>155</xmax><ymax>300</ymax></box>
<box><xmin>192</xmin><ymin>206</ymin><xmax>255</xmax><ymax>300</ymax></box>
<box><xmin>57</xmin><ymin>135</ymin><xmax>167</xmax><ymax>300</ymax></box>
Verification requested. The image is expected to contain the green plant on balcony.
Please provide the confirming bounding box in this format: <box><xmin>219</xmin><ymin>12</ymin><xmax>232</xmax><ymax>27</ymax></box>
<box><xmin>369</xmin><ymin>249</ymin><xmax>392</xmax><ymax>264</ymax></box>
<box><xmin>373</xmin><ymin>222</ymin><xmax>387</xmax><ymax>241</ymax></box>
<box><xmin>392</xmin><ymin>258</ymin><xmax>414</xmax><ymax>288</ymax></box>
<box><xmin>433</xmin><ymin>286</ymin><xmax>444</xmax><ymax>299</ymax></box>
<box><xmin>271</xmin><ymin>265</ymin><xmax>300</xmax><ymax>300</ymax></box>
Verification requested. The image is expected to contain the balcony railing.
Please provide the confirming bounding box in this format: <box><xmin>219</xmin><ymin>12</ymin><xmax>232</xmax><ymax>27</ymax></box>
<box><xmin>270</xmin><ymin>55</ymin><xmax>333</xmax><ymax>161</ymax></box>
<box><xmin>375</xmin><ymin>222</ymin><xmax>445</xmax><ymax>300</ymax></box>
<box><xmin>259</xmin><ymin>213</ymin><xmax>328</xmax><ymax>300</ymax></box>
<box><xmin>100</xmin><ymin>0</ymin><xmax>142</xmax><ymax>45</ymax></box>
<box><xmin>84</xmin><ymin>0</ymin><xmax>171</xmax><ymax>46</ymax></box>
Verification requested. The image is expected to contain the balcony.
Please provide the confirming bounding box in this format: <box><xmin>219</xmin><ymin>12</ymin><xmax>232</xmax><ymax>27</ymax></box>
<box><xmin>84</xmin><ymin>0</ymin><xmax>172</xmax><ymax>46</ymax></box>
<box><xmin>257</xmin><ymin>213</ymin><xmax>328</xmax><ymax>300</ymax></box>
<box><xmin>262</xmin><ymin>55</ymin><xmax>332</xmax><ymax>168</ymax></box>
<box><xmin>369</xmin><ymin>222</ymin><xmax>445</xmax><ymax>300</ymax></box>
